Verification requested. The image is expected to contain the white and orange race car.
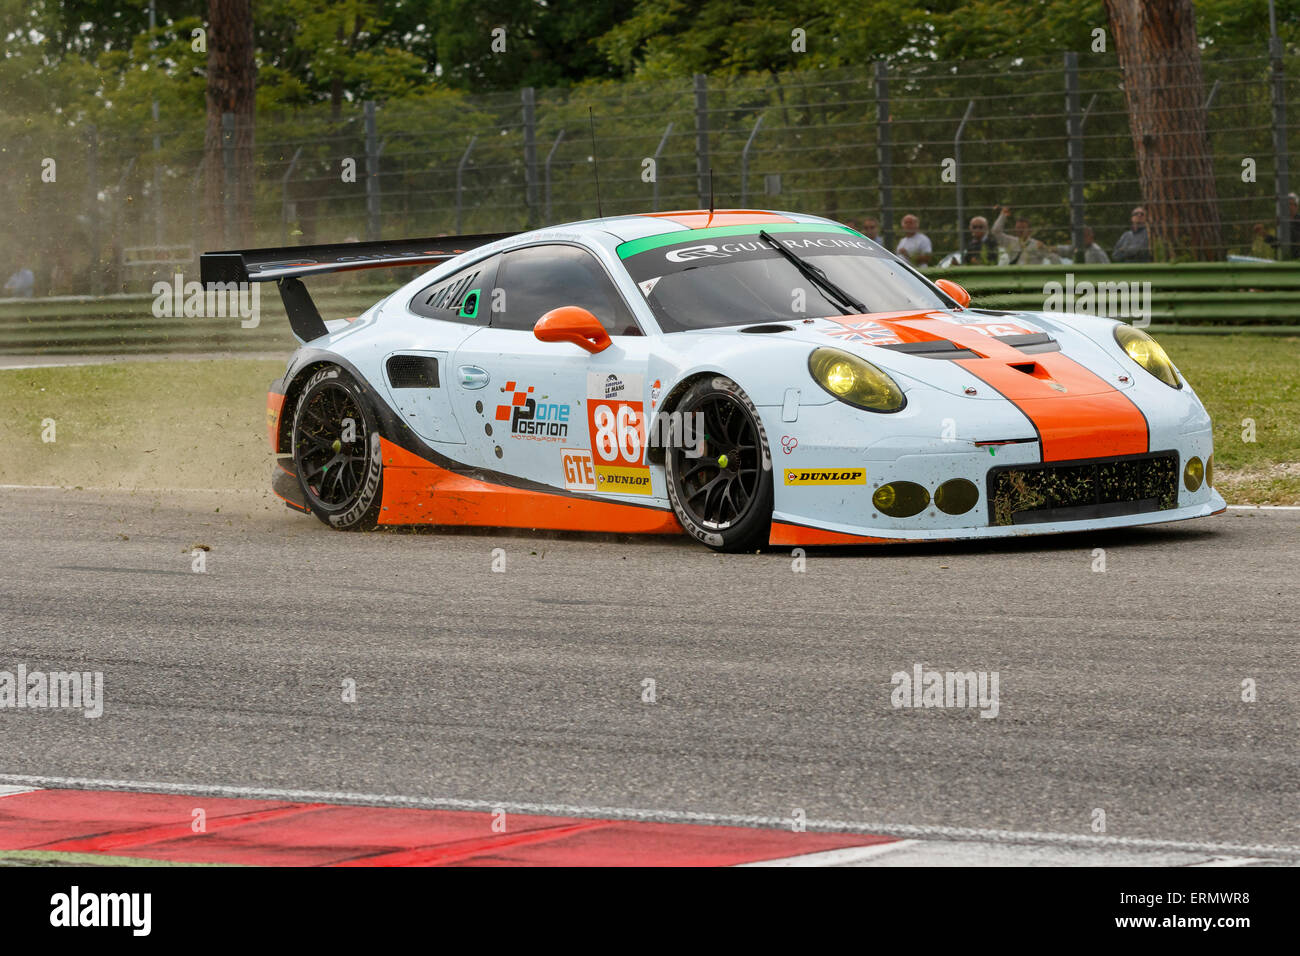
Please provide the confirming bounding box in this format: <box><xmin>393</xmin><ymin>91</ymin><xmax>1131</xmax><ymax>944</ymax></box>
<box><xmin>201</xmin><ymin>209</ymin><xmax>1224</xmax><ymax>551</ymax></box>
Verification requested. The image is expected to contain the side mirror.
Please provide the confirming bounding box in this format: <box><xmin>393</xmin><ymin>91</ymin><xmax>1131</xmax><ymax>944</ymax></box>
<box><xmin>934</xmin><ymin>278</ymin><xmax>971</xmax><ymax>308</ymax></box>
<box><xmin>534</xmin><ymin>306</ymin><xmax>612</xmax><ymax>354</ymax></box>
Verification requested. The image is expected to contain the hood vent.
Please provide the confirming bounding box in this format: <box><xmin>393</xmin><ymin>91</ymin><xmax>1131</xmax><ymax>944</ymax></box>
<box><xmin>739</xmin><ymin>323</ymin><xmax>794</xmax><ymax>334</ymax></box>
<box><xmin>878</xmin><ymin>340</ymin><xmax>982</xmax><ymax>360</ymax></box>
<box><xmin>994</xmin><ymin>331</ymin><xmax>1060</xmax><ymax>353</ymax></box>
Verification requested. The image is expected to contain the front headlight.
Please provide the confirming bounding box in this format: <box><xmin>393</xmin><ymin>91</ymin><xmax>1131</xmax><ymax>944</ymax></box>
<box><xmin>1113</xmin><ymin>325</ymin><xmax>1181</xmax><ymax>389</ymax></box>
<box><xmin>808</xmin><ymin>347</ymin><xmax>906</xmax><ymax>412</ymax></box>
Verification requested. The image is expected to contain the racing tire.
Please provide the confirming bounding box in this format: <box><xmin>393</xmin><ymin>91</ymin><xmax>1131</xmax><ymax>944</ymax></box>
<box><xmin>291</xmin><ymin>365</ymin><xmax>384</xmax><ymax>531</ymax></box>
<box><xmin>664</xmin><ymin>375</ymin><xmax>773</xmax><ymax>552</ymax></box>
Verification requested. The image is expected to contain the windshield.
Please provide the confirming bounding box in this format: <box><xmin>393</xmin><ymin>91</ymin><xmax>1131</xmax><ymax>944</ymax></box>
<box><xmin>618</xmin><ymin>226</ymin><xmax>950</xmax><ymax>333</ymax></box>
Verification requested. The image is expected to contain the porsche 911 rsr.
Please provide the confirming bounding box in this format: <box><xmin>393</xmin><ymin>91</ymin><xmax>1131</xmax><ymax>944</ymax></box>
<box><xmin>201</xmin><ymin>209</ymin><xmax>1224</xmax><ymax>552</ymax></box>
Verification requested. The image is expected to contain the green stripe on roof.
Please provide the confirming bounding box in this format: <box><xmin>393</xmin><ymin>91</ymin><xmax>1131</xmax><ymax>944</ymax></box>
<box><xmin>617</xmin><ymin>222</ymin><xmax>859</xmax><ymax>259</ymax></box>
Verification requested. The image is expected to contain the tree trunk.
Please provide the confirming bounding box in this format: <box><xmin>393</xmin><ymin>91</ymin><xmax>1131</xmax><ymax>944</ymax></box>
<box><xmin>204</xmin><ymin>0</ymin><xmax>257</xmax><ymax>247</ymax></box>
<box><xmin>1103</xmin><ymin>0</ymin><xmax>1221</xmax><ymax>261</ymax></box>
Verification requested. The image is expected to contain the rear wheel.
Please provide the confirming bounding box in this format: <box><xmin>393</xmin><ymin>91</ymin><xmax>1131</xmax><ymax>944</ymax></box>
<box><xmin>664</xmin><ymin>376</ymin><xmax>773</xmax><ymax>551</ymax></box>
<box><xmin>291</xmin><ymin>366</ymin><xmax>383</xmax><ymax>531</ymax></box>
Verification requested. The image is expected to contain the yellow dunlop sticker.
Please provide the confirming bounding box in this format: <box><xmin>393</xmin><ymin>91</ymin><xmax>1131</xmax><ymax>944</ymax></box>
<box><xmin>595</xmin><ymin>464</ymin><xmax>653</xmax><ymax>495</ymax></box>
<box><xmin>784</xmin><ymin>468</ymin><xmax>867</xmax><ymax>486</ymax></box>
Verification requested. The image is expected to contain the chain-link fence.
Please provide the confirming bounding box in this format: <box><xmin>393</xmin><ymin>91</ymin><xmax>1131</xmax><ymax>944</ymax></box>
<box><xmin>2</xmin><ymin>46</ymin><xmax>1295</xmax><ymax>296</ymax></box>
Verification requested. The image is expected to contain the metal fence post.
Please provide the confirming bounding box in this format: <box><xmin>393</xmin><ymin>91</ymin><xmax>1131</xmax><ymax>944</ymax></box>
<box><xmin>874</xmin><ymin>62</ymin><xmax>894</xmax><ymax>251</ymax></box>
<box><xmin>694</xmin><ymin>74</ymin><xmax>710</xmax><ymax>208</ymax></box>
<box><xmin>741</xmin><ymin>114</ymin><xmax>765</xmax><ymax>206</ymax></box>
<box><xmin>281</xmin><ymin>146</ymin><xmax>303</xmax><ymax>245</ymax></box>
<box><xmin>88</xmin><ymin>125</ymin><xmax>102</xmax><ymax>295</ymax></box>
<box><xmin>522</xmin><ymin>88</ymin><xmax>538</xmax><ymax>227</ymax></box>
<box><xmin>190</xmin><ymin>158</ymin><xmax>204</xmax><ymax>262</ymax></box>
<box><xmin>456</xmin><ymin>135</ymin><xmax>477</xmax><ymax>234</ymax></box>
<box><xmin>364</xmin><ymin>101</ymin><xmax>381</xmax><ymax>240</ymax></box>
<box><xmin>221</xmin><ymin>112</ymin><xmax>237</xmax><ymax>244</ymax></box>
<box><xmin>1270</xmin><ymin>37</ymin><xmax>1291</xmax><ymax>259</ymax></box>
<box><xmin>1065</xmin><ymin>52</ymin><xmax>1085</xmax><ymax>259</ymax></box>
<box><xmin>149</xmin><ymin>0</ymin><xmax>163</xmax><ymax>247</ymax></box>
<box><xmin>652</xmin><ymin>122</ymin><xmax>674</xmax><ymax>211</ymax></box>
<box><xmin>544</xmin><ymin>129</ymin><xmax>564</xmax><ymax>223</ymax></box>
<box><xmin>954</xmin><ymin>100</ymin><xmax>975</xmax><ymax>251</ymax></box>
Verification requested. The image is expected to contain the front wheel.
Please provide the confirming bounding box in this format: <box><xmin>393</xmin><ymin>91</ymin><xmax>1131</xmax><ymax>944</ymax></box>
<box><xmin>291</xmin><ymin>365</ymin><xmax>384</xmax><ymax>531</ymax></box>
<box><xmin>664</xmin><ymin>376</ymin><xmax>773</xmax><ymax>552</ymax></box>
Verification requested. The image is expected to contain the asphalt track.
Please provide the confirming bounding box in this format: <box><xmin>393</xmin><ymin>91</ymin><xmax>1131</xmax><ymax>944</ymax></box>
<box><xmin>0</xmin><ymin>486</ymin><xmax>1296</xmax><ymax>864</ymax></box>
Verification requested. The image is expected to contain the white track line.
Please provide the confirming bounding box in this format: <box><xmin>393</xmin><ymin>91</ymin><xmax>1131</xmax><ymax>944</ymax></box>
<box><xmin>1188</xmin><ymin>856</ymin><xmax>1273</xmax><ymax>867</ymax></box>
<box><xmin>0</xmin><ymin>484</ymin><xmax>264</xmax><ymax>494</ymax></box>
<box><xmin>0</xmin><ymin>786</ymin><xmax>40</xmax><ymax>799</ymax></box>
<box><xmin>741</xmin><ymin>840</ymin><xmax>919</xmax><ymax>867</ymax></box>
<box><xmin>0</xmin><ymin>773</ymin><xmax>1295</xmax><ymax>860</ymax></box>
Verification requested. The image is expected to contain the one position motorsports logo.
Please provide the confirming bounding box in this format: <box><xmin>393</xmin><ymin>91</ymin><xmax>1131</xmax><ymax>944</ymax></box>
<box><xmin>496</xmin><ymin>381</ymin><xmax>570</xmax><ymax>441</ymax></box>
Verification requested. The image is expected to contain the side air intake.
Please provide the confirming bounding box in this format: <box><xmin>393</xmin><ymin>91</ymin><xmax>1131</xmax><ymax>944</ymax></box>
<box><xmin>386</xmin><ymin>355</ymin><xmax>440</xmax><ymax>388</ymax></box>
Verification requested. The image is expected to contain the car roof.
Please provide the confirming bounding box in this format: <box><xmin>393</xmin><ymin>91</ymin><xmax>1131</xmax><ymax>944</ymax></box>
<box><xmin>391</xmin><ymin>209</ymin><xmax>853</xmax><ymax>301</ymax></box>
<box><xmin>550</xmin><ymin>209</ymin><xmax>842</xmax><ymax>245</ymax></box>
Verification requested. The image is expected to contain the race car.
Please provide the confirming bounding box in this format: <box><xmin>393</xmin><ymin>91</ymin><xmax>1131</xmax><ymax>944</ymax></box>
<box><xmin>200</xmin><ymin>209</ymin><xmax>1225</xmax><ymax>551</ymax></box>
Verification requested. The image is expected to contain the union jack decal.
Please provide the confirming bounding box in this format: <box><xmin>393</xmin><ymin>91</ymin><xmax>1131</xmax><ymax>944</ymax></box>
<box><xmin>823</xmin><ymin>321</ymin><xmax>899</xmax><ymax>344</ymax></box>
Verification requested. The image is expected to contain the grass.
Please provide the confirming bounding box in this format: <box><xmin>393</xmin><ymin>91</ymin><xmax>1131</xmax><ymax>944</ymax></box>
<box><xmin>1163</xmin><ymin>334</ymin><xmax>1300</xmax><ymax>504</ymax></box>
<box><xmin>0</xmin><ymin>359</ymin><xmax>283</xmax><ymax>490</ymax></box>
<box><xmin>0</xmin><ymin>335</ymin><xmax>1295</xmax><ymax>501</ymax></box>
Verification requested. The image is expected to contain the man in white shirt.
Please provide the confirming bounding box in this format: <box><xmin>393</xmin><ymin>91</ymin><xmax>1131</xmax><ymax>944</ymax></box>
<box><xmin>895</xmin><ymin>214</ymin><xmax>932</xmax><ymax>266</ymax></box>
<box><xmin>992</xmin><ymin>207</ymin><xmax>1060</xmax><ymax>265</ymax></box>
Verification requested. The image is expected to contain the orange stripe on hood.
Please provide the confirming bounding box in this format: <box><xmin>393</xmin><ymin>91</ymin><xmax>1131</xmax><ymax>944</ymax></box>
<box><xmin>641</xmin><ymin>210</ymin><xmax>796</xmax><ymax>229</ymax></box>
<box><xmin>863</xmin><ymin>315</ymin><xmax>1149</xmax><ymax>462</ymax></box>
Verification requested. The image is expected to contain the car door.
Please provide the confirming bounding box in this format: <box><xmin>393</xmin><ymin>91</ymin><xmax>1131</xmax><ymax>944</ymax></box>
<box><xmin>381</xmin><ymin>254</ymin><xmax>499</xmax><ymax>445</ymax></box>
<box><xmin>449</xmin><ymin>242</ymin><xmax>658</xmax><ymax>500</ymax></box>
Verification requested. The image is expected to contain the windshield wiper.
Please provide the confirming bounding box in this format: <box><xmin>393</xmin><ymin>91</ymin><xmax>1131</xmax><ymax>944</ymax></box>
<box><xmin>759</xmin><ymin>229</ymin><xmax>866</xmax><ymax>315</ymax></box>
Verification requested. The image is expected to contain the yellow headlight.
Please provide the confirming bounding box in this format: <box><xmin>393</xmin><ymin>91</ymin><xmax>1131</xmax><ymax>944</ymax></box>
<box><xmin>1113</xmin><ymin>325</ymin><xmax>1181</xmax><ymax>389</ymax></box>
<box><xmin>808</xmin><ymin>348</ymin><xmax>905</xmax><ymax>412</ymax></box>
<box><xmin>825</xmin><ymin>361</ymin><xmax>858</xmax><ymax>396</ymax></box>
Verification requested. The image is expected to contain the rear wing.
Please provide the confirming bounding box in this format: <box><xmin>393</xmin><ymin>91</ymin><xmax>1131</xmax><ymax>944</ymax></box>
<box><xmin>199</xmin><ymin>233</ymin><xmax>512</xmax><ymax>342</ymax></box>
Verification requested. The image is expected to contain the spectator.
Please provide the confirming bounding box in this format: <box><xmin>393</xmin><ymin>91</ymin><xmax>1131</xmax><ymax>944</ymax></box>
<box><xmin>4</xmin><ymin>267</ymin><xmax>34</xmax><ymax>298</ymax></box>
<box><xmin>895</xmin><ymin>214</ymin><xmax>932</xmax><ymax>266</ymax></box>
<box><xmin>1264</xmin><ymin>193</ymin><xmax>1300</xmax><ymax>259</ymax></box>
<box><xmin>963</xmin><ymin>216</ymin><xmax>999</xmax><ymax>265</ymax></box>
<box><xmin>1081</xmin><ymin>227</ymin><xmax>1109</xmax><ymax>264</ymax></box>
<box><xmin>1112</xmin><ymin>207</ymin><xmax>1152</xmax><ymax>262</ymax></box>
<box><xmin>1250</xmin><ymin>223</ymin><xmax>1277</xmax><ymax>259</ymax></box>
<box><xmin>860</xmin><ymin>217</ymin><xmax>881</xmax><ymax>242</ymax></box>
<box><xmin>991</xmin><ymin>207</ymin><xmax>1060</xmax><ymax>265</ymax></box>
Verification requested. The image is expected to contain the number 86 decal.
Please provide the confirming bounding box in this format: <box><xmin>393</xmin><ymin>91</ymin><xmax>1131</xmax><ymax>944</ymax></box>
<box><xmin>592</xmin><ymin>402</ymin><xmax>644</xmax><ymax>463</ymax></box>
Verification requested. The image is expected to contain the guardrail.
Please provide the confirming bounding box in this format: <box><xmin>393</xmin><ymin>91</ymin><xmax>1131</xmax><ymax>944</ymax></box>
<box><xmin>0</xmin><ymin>289</ymin><xmax>388</xmax><ymax>355</ymax></box>
<box><xmin>927</xmin><ymin>263</ymin><xmax>1300</xmax><ymax>326</ymax></box>
<box><xmin>1</xmin><ymin>264</ymin><xmax>1297</xmax><ymax>355</ymax></box>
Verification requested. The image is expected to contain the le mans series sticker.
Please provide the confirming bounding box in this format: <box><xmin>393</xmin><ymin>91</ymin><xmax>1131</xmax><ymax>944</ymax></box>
<box><xmin>784</xmin><ymin>468</ymin><xmax>867</xmax><ymax>486</ymax></box>
<box><xmin>585</xmin><ymin>372</ymin><xmax>652</xmax><ymax>495</ymax></box>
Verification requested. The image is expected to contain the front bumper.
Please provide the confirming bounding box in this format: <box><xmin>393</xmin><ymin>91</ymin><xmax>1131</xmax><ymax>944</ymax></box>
<box><xmin>763</xmin><ymin>393</ymin><xmax>1223</xmax><ymax>544</ymax></box>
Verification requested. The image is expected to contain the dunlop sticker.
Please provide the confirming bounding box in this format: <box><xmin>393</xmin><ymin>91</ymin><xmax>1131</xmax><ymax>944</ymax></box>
<box><xmin>595</xmin><ymin>464</ymin><xmax>653</xmax><ymax>495</ymax></box>
<box><xmin>784</xmin><ymin>468</ymin><xmax>867</xmax><ymax>486</ymax></box>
